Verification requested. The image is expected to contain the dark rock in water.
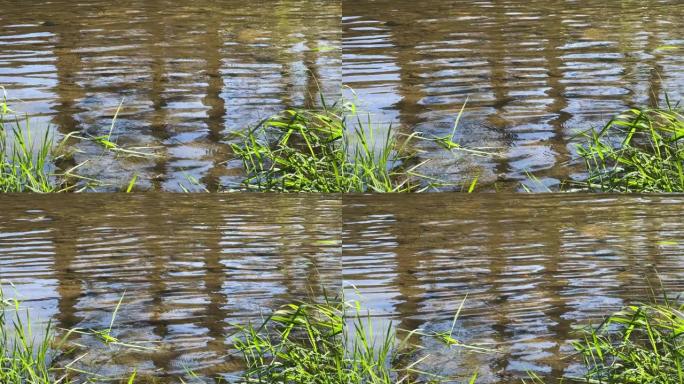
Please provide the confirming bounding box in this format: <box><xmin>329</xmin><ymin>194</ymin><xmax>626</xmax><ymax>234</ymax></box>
<box><xmin>42</xmin><ymin>20</ymin><xmax>57</xmax><ymax>27</ymax></box>
<box><xmin>384</xmin><ymin>20</ymin><xmax>400</xmax><ymax>27</ymax></box>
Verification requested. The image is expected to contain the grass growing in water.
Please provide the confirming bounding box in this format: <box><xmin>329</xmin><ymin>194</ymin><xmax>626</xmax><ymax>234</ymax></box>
<box><xmin>233</xmin><ymin>297</ymin><xmax>481</xmax><ymax>384</ymax></box>
<box><xmin>230</xmin><ymin>101</ymin><xmax>482</xmax><ymax>192</ymax></box>
<box><xmin>63</xmin><ymin>100</ymin><xmax>159</xmax><ymax>160</ymax></box>
<box><xmin>576</xmin><ymin>103</ymin><xmax>684</xmax><ymax>192</ymax></box>
<box><xmin>573</xmin><ymin>299</ymin><xmax>684</xmax><ymax>384</ymax></box>
<box><xmin>526</xmin><ymin>297</ymin><xmax>684</xmax><ymax>384</ymax></box>
<box><xmin>0</xmin><ymin>93</ymin><xmax>156</xmax><ymax>193</ymax></box>
<box><xmin>0</xmin><ymin>97</ymin><xmax>55</xmax><ymax>192</ymax></box>
<box><xmin>231</xmin><ymin>106</ymin><xmax>417</xmax><ymax>192</ymax></box>
<box><xmin>0</xmin><ymin>288</ymin><xmax>146</xmax><ymax>383</ymax></box>
<box><xmin>0</xmin><ymin>292</ymin><xmax>60</xmax><ymax>383</ymax></box>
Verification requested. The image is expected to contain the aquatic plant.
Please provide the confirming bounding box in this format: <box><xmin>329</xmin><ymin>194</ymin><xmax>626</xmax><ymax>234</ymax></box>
<box><xmin>230</xmin><ymin>100</ymin><xmax>481</xmax><ymax>193</ymax></box>
<box><xmin>526</xmin><ymin>297</ymin><xmax>684</xmax><ymax>384</ymax></box>
<box><xmin>575</xmin><ymin>103</ymin><xmax>684</xmax><ymax>192</ymax></box>
<box><xmin>231</xmin><ymin>105</ymin><xmax>415</xmax><ymax>192</ymax></box>
<box><xmin>62</xmin><ymin>100</ymin><xmax>158</xmax><ymax>160</ymax></box>
<box><xmin>0</xmin><ymin>291</ymin><xmax>60</xmax><ymax>383</ymax></box>
<box><xmin>0</xmin><ymin>97</ymin><xmax>56</xmax><ymax>192</ymax></box>
<box><xmin>1</xmin><ymin>93</ymin><xmax>157</xmax><ymax>193</ymax></box>
<box><xmin>421</xmin><ymin>99</ymin><xmax>491</xmax><ymax>159</ymax></box>
<box><xmin>572</xmin><ymin>299</ymin><xmax>684</xmax><ymax>384</ymax></box>
<box><xmin>0</xmin><ymin>288</ymin><xmax>144</xmax><ymax>383</ymax></box>
<box><xmin>233</xmin><ymin>297</ymin><xmax>480</xmax><ymax>384</ymax></box>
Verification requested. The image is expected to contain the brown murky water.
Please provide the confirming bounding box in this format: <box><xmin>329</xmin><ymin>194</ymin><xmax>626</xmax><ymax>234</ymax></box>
<box><xmin>2</xmin><ymin>194</ymin><xmax>684</xmax><ymax>382</ymax></box>
<box><xmin>0</xmin><ymin>0</ymin><xmax>341</xmax><ymax>191</ymax></box>
<box><xmin>343</xmin><ymin>194</ymin><xmax>684</xmax><ymax>383</ymax></box>
<box><xmin>343</xmin><ymin>0</ymin><xmax>684</xmax><ymax>190</ymax></box>
<box><xmin>2</xmin><ymin>1</ymin><xmax>683</xmax><ymax>191</ymax></box>
<box><xmin>0</xmin><ymin>194</ymin><xmax>341</xmax><ymax>381</ymax></box>
<box><xmin>2</xmin><ymin>1</ymin><xmax>684</xmax><ymax>382</ymax></box>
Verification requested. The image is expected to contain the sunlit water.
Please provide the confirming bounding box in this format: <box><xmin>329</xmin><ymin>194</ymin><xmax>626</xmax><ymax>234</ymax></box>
<box><xmin>2</xmin><ymin>194</ymin><xmax>684</xmax><ymax>382</ymax></box>
<box><xmin>343</xmin><ymin>194</ymin><xmax>684</xmax><ymax>383</ymax></box>
<box><xmin>343</xmin><ymin>0</ymin><xmax>684</xmax><ymax>190</ymax></box>
<box><xmin>1</xmin><ymin>1</ymin><xmax>683</xmax><ymax>190</ymax></box>
<box><xmin>2</xmin><ymin>1</ymin><xmax>684</xmax><ymax>382</ymax></box>
<box><xmin>0</xmin><ymin>194</ymin><xmax>341</xmax><ymax>380</ymax></box>
<box><xmin>0</xmin><ymin>0</ymin><xmax>341</xmax><ymax>191</ymax></box>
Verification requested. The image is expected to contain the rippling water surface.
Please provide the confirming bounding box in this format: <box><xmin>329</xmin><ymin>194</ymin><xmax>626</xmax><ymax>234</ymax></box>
<box><xmin>2</xmin><ymin>1</ymin><xmax>684</xmax><ymax>382</ymax></box>
<box><xmin>343</xmin><ymin>0</ymin><xmax>684</xmax><ymax>190</ymax></box>
<box><xmin>344</xmin><ymin>194</ymin><xmax>684</xmax><ymax>382</ymax></box>
<box><xmin>2</xmin><ymin>1</ymin><xmax>683</xmax><ymax>190</ymax></box>
<box><xmin>0</xmin><ymin>194</ymin><xmax>341</xmax><ymax>380</ymax></box>
<box><xmin>0</xmin><ymin>0</ymin><xmax>341</xmax><ymax>190</ymax></box>
<box><xmin>2</xmin><ymin>194</ymin><xmax>684</xmax><ymax>382</ymax></box>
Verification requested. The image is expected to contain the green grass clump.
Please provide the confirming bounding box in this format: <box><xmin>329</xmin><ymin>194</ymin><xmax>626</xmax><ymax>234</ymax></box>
<box><xmin>576</xmin><ymin>103</ymin><xmax>684</xmax><ymax>192</ymax></box>
<box><xmin>527</xmin><ymin>298</ymin><xmax>684</xmax><ymax>384</ymax></box>
<box><xmin>233</xmin><ymin>297</ymin><xmax>479</xmax><ymax>384</ymax></box>
<box><xmin>573</xmin><ymin>300</ymin><xmax>684</xmax><ymax>384</ymax></box>
<box><xmin>0</xmin><ymin>93</ymin><xmax>155</xmax><ymax>193</ymax></box>
<box><xmin>230</xmin><ymin>102</ymin><xmax>448</xmax><ymax>193</ymax></box>
<box><xmin>0</xmin><ymin>289</ymin><xmax>147</xmax><ymax>383</ymax></box>
<box><xmin>0</xmin><ymin>290</ymin><xmax>64</xmax><ymax>383</ymax></box>
<box><xmin>0</xmin><ymin>98</ymin><xmax>56</xmax><ymax>192</ymax></box>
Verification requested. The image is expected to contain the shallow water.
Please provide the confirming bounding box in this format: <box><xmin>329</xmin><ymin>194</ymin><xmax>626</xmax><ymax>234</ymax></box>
<box><xmin>2</xmin><ymin>1</ymin><xmax>683</xmax><ymax>191</ymax></box>
<box><xmin>0</xmin><ymin>194</ymin><xmax>341</xmax><ymax>380</ymax></box>
<box><xmin>0</xmin><ymin>0</ymin><xmax>341</xmax><ymax>191</ymax></box>
<box><xmin>343</xmin><ymin>194</ymin><xmax>684</xmax><ymax>382</ymax></box>
<box><xmin>343</xmin><ymin>0</ymin><xmax>684</xmax><ymax>190</ymax></box>
<box><xmin>2</xmin><ymin>194</ymin><xmax>684</xmax><ymax>382</ymax></box>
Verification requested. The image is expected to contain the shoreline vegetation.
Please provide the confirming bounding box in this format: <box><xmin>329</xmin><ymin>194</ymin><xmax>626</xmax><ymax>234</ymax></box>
<box><xmin>3</xmin><ymin>89</ymin><xmax>681</xmax><ymax>194</ymax></box>
<box><xmin>575</xmin><ymin>99</ymin><xmax>684</xmax><ymax>192</ymax></box>
<box><xmin>2</xmin><ymin>287</ymin><xmax>681</xmax><ymax>383</ymax></box>
<box><xmin>0</xmin><ymin>96</ymin><xmax>157</xmax><ymax>193</ymax></box>
<box><xmin>2</xmin><ymin>90</ymin><xmax>684</xmax><ymax>382</ymax></box>
<box><xmin>229</xmin><ymin>98</ymin><xmax>486</xmax><ymax>193</ymax></box>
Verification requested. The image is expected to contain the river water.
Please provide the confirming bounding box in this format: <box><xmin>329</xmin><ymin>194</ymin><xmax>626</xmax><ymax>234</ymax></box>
<box><xmin>343</xmin><ymin>0</ymin><xmax>684</xmax><ymax>190</ymax></box>
<box><xmin>0</xmin><ymin>0</ymin><xmax>341</xmax><ymax>191</ymax></box>
<box><xmin>1</xmin><ymin>0</ymin><xmax>683</xmax><ymax>190</ymax></box>
<box><xmin>2</xmin><ymin>194</ymin><xmax>684</xmax><ymax>382</ymax></box>
<box><xmin>343</xmin><ymin>194</ymin><xmax>684</xmax><ymax>382</ymax></box>
<box><xmin>0</xmin><ymin>194</ymin><xmax>341</xmax><ymax>381</ymax></box>
<box><xmin>2</xmin><ymin>1</ymin><xmax>684</xmax><ymax>382</ymax></box>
